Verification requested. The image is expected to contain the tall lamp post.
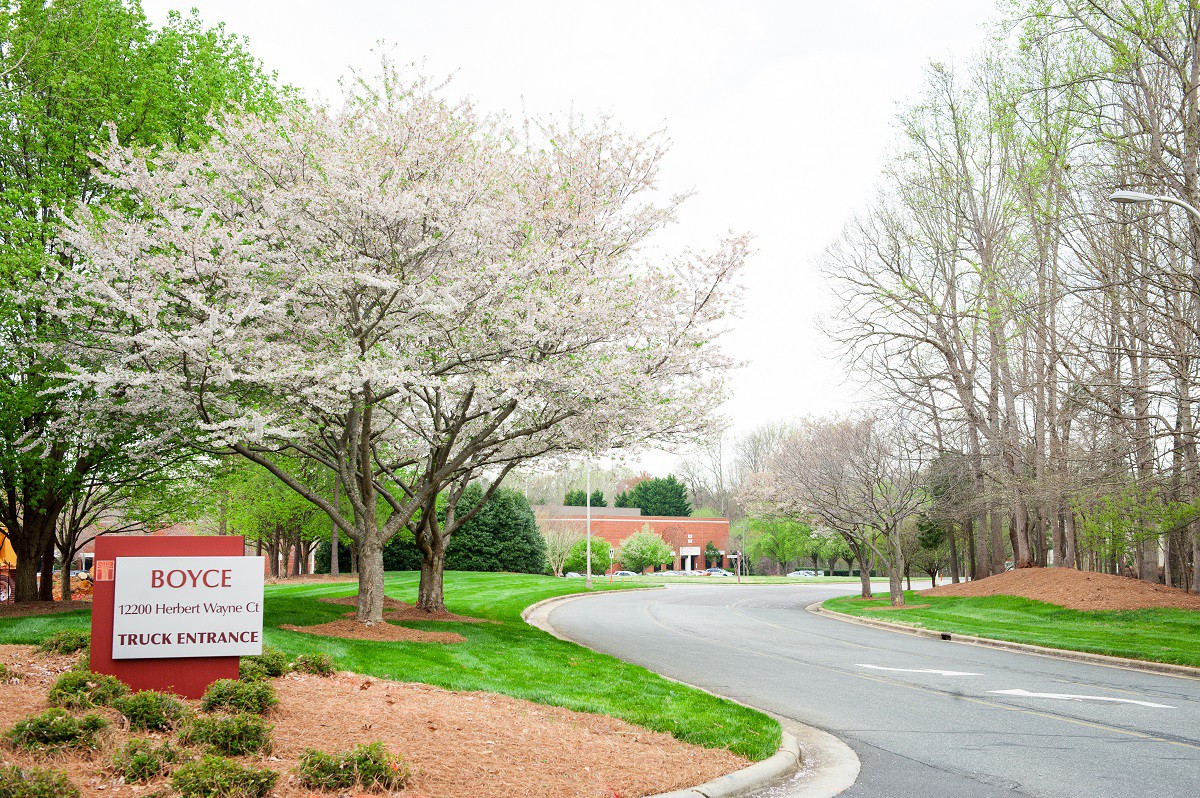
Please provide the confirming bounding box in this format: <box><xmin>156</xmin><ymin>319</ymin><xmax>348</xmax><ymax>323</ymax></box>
<box><xmin>1110</xmin><ymin>189</ymin><xmax>1200</xmax><ymax>223</ymax></box>
<box><xmin>585</xmin><ymin>464</ymin><xmax>593</xmax><ymax>590</ymax></box>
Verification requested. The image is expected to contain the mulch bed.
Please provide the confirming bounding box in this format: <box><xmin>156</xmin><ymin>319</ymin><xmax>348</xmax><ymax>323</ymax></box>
<box><xmin>278</xmin><ymin>595</ymin><xmax>482</xmax><ymax>641</ymax></box>
<box><xmin>0</xmin><ymin>644</ymin><xmax>750</xmax><ymax>798</ymax></box>
<box><xmin>320</xmin><ymin>595</ymin><xmax>487</xmax><ymax>624</ymax></box>
<box><xmin>0</xmin><ymin>600</ymin><xmax>91</xmax><ymax>619</ymax></box>
<box><xmin>922</xmin><ymin>567</ymin><xmax>1200</xmax><ymax>611</ymax></box>
<box><xmin>281</xmin><ymin>619</ymin><xmax>467</xmax><ymax>643</ymax></box>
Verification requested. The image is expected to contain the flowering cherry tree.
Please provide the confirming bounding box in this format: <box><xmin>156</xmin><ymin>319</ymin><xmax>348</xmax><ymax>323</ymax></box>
<box><xmin>54</xmin><ymin>72</ymin><xmax>744</xmax><ymax>622</ymax></box>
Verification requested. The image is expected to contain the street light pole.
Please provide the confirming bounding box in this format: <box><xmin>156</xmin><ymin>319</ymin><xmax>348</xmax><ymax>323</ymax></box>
<box><xmin>585</xmin><ymin>464</ymin><xmax>593</xmax><ymax>590</ymax></box>
<box><xmin>1110</xmin><ymin>189</ymin><xmax>1200</xmax><ymax>223</ymax></box>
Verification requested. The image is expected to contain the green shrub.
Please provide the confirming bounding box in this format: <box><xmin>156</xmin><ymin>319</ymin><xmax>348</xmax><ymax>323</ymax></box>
<box><xmin>181</xmin><ymin>713</ymin><xmax>272</xmax><ymax>756</ymax></box>
<box><xmin>238</xmin><ymin>658</ymin><xmax>269</xmax><ymax>682</ymax></box>
<box><xmin>37</xmin><ymin>629</ymin><xmax>90</xmax><ymax>655</ymax></box>
<box><xmin>46</xmin><ymin>670</ymin><xmax>128</xmax><ymax>709</ymax></box>
<box><xmin>171</xmin><ymin>755</ymin><xmax>277</xmax><ymax>798</ymax></box>
<box><xmin>72</xmin><ymin>653</ymin><xmax>89</xmax><ymax>672</ymax></box>
<box><xmin>200</xmin><ymin>679</ymin><xmax>277</xmax><ymax>714</ymax></box>
<box><xmin>244</xmin><ymin>646</ymin><xmax>289</xmax><ymax>677</ymax></box>
<box><xmin>5</xmin><ymin>708</ymin><xmax>108</xmax><ymax>752</ymax></box>
<box><xmin>0</xmin><ymin>764</ymin><xmax>80</xmax><ymax>798</ymax></box>
<box><xmin>116</xmin><ymin>690</ymin><xmax>190</xmax><ymax>731</ymax></box>
<box><xmin>292</xmin><ymin>652</ymin><xmax>335</xmax><ymax>676</ymax></box>
<box><xmin>109</xmin><ymin>738</ymin><xmax>180</xmax><ymax>783</ymax></box>
<box><xmin>296</xmin><ymin>742</ymin><xmax>410</xmax><ymax>792</ymax></box>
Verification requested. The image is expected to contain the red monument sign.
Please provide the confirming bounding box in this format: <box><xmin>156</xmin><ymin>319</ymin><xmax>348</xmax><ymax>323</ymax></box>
<box><xmin>91</xmin><ymin>536</ymin><xmax>264</xmax><ymax>698</ymax></box>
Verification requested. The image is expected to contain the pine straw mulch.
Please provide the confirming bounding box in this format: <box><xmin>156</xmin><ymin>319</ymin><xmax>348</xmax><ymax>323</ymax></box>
<box><xmin>0</xmin><ymin>599</ymin><xmax>91</xmax><ymax>619</ymax></box>
<box><xmin>319</xmin><ymin>595</ymin><xmax>488</xmax><ymax>624</ymax></box>
<box><xmin>922</xmin><ymin>567</ymin><xmax>1200</xmax><ymax>611</ymax></box>
<box><xmin>277</xmin><ymin>595</ymin><xmax>487</xmax><ymax>642</ymax></box>
<box><xmin>279</xmin><ymin>619</ymin><xmax>467</xmax><ymax>644</ymax></box>
<box><xmin>0</xmin><ymin>644</ymin><xmax>750</xmax><ymax>798</ymax></box>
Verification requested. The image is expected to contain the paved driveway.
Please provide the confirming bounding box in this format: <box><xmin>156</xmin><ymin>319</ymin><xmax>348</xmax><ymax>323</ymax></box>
<box><xmin>548</xmin><ymin>584</ymin><xmax>1200</xmax><ymax>798</ymax></box>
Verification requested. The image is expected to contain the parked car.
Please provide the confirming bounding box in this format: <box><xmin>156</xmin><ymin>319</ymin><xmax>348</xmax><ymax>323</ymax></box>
<box><xmin>787</xmin><ymin>570</ymin><xmax>816</xmax><ymax>577</ymax></box>
<box><xmin>705</xmin><ymin>568</ymin><xmax>733</xmax><ymax>577</ymax></box>
<box><xmin>613</xmin><ymin>570</ymin><xmax>638</xmax><ymax>577</ymax></box>
<box><xmin>564</xmin><ymin>572</ymin><xmax>584</xmax><ymax>578</ymax></box>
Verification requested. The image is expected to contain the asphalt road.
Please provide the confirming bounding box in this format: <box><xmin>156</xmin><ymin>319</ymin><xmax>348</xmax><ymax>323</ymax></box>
<box><xmin>547</xmin><ymin>583</ymin><xmax>1200</xmax><ymax>798</ymax></box>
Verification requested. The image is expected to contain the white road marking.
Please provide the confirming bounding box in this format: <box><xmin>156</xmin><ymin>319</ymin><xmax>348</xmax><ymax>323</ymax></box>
<box><xmin>988</xmin><ymin>689</ymin><xmax>1174</xmax><ymax>709</ymax></box>
<box><xmin>855</xmin><ymin>664</ymin><xmax>981</xmax><ymax>676</ymax></box>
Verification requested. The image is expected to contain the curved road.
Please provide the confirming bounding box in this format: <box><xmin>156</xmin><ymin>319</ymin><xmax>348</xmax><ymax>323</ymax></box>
<box><xmin>548</xmin><ymin>584</ymin><xmax>1200</xmax><ymax>798</ymax></box>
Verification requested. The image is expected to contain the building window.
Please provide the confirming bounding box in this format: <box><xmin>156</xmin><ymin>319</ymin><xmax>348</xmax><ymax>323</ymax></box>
<box><xmin>687</xmin><ymin>534</ymin><xmax>693</xmax><ymax>543</ymax></box>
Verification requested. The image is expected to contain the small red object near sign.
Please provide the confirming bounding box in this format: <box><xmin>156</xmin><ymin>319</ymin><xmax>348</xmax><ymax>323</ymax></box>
<box><xmin>94</xmin><ymin>560</ymin><xmax>115</xmax><ymax>581</ymax></box>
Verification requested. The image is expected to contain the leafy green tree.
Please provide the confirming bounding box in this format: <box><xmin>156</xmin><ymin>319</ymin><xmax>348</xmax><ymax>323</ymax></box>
<box><xmin>216</xmin><ymin>458</ymin><xmax>328</xmax><ymax>577</ymax></box>
<box><xmin>613</xmin><ymin>491</ymin><xmax>632</xmax><ymax>508</ymax></box>
<box><xmin>443</xmin><ymin>484</ymin><xmax>546</xmax><ymax>574</ymax></box>
<box><xmin>624</xmin><ymin>475</ymin><xmax>691</xmax><ymax>517</ymax></box>
<box><xmin>617</xmin><ymin>526</ymin><xmax>674</xmax><ymax>572</ymax></box>
<box><xmin>0</xmin><ymin>0</ymin><xmax>279</xmax><ymax>601</ymax></box>
<box><xmin>745</xmin><ymin>517</ymin><xmax>810</xmax><ymax>573</ymax></box>
<box><xmin>704</xmin><ymin>541</ymin><xmax>721</xmax><ymax>568</ymax></box>
<box><xmin>589</xmin><ymin>490</ymin><xmax>607</xmax><ymax>508</ymax></box>
<box><xmin>562</xmin><ymin>537</ymin><xmax>610</xmax><ymax>575</ymax></box>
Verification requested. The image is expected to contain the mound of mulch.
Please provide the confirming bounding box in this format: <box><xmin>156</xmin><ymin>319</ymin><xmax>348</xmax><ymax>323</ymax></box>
<box><xmin>281</xmin><ymin>618</ymin><xmax>467</xmax><ymax>643</ymax></box>
<box><xmin>320</xmin><ymin>594</ymin><xmax>488</xmax><ymax>624</ymax></box>
<box><xmin>0</xmin><ymin>645</ymin><xmax>750</xmax><ymax>798</ymax></box>
<box><xmin>0</xmin><ymin>600</ymin><xmax>91</xmax><ymax>619</ymax></box>
<box><xmin>922</xmin><ymin>567</ymin><xmax>1200</xmax><ymax>611</ymax></box>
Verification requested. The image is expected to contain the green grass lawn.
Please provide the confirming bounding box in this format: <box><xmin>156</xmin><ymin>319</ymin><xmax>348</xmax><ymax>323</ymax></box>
<box><xmin>0</xmin><ymin>571</ymin><xmax>780</xmax><ymax>760</ymax></box>
<box><xmin>823</xmin><ymin>592</ymin><xmax>1200</xmax><ymax>667</ymax></box>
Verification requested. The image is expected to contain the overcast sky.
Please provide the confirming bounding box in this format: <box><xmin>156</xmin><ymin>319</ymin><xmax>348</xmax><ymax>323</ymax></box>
<box><xmin>142</xmin><ymin>0</ymin><xmax>999</xmax><ymax>473</ymax></box>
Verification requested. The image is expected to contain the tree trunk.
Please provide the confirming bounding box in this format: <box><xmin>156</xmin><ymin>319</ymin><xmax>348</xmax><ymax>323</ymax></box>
<box><xmin>416</xmin><ymin>533</ymin><xmax>447</xmax><ymax>613</ymax></box>
<box><xmin>356</xmin><ymin>536</ymin><xmax>387</xmax><ymax>623</ymax></box>
<box><xmin>889</xmin><ymin>533</ymin><xmax>905</xmax><ymax>606</ymax></box>
<box><xmin>60</xmin><ymin>563</ymin><xmax>72</xmax><ymax>603</ymax></box>
<box><xmin>989</xmin><ymin>509</ymin><xmax>1006</xmax><ymax>575</ymax></box>
<box><xmin>39</xmin><ymin>544</ymin><xmax>54</xmax><ymax>601</ymax></box>
<box><xmin>857</xmin><ymin>548</ymin><xmax>873</xmax><ymax>599</ymax></box>
<box><xmin>949</xmin><ymin>522</ymin><xmax>961</xmax><ymax>583</ymax></box>
<box><xmin>966</xmin><ymin>516</ymin><xmax>977</xmax><ymax>580</ymax></box>
<box><xmin>330</xmin><ymin>480</ymin><xmax>340</xmax><ymax>578</ymax></box>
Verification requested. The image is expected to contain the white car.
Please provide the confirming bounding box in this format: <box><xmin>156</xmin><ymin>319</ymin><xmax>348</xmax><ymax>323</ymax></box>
<box><xmin>613</xmin><ymin>570</ymin><xmax>639</xmax><ymax>577</ymax></box>
<box><xmin>787</xmin><ymin>570</ymin><xmax>816</xmax><ymax>577</ymax></box>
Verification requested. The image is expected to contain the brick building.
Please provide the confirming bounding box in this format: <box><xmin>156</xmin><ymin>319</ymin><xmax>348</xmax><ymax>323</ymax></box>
<box><xmin>537</xmin><ymin>506</ymin><xmax>732</xmax><ymax>572</ymax></box>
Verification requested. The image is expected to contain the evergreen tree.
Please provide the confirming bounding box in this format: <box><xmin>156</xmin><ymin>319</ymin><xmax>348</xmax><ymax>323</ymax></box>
<box><xmin>589</xmin><ymin>490</ymin><xmax>607</xmax><ymax>508</ymax></box>
<box><xmin>625</xmin><ymin>475</ymin><xmax>692</xmax><ymax>517</ymax></box>
<box><xmin>444</xmin><ymin>484</ymin><xmax>546</xmax><ymax>573</ymax></box>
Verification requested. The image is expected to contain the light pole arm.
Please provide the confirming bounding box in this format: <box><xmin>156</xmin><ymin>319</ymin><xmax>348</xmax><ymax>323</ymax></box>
<box><xmin>1157</xmin><ymin>195</ymin><xmax>1200</xmax><ymax>223</ymax></box>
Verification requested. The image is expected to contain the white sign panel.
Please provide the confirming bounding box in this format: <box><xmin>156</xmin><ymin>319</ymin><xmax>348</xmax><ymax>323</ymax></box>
<box><xmin>112</xmin><ymin>556</ymin><xmax>265</xmax><ymax>660</ymax></box>
<box><xmin>680</xmin><ymin>546</ymin><xmax>701</xmax><ymax>556</ymax></box>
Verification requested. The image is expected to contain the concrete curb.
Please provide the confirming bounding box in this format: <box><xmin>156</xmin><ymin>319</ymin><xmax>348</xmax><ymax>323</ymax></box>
<box><xmin>524</xmin><ymin>590</ymin><xmax>859</xmax><ymax>798</ymax></box>
<box><xmin>808</xmin><ymin>602</ymin><xmax>1200</xmax><ymax>680</ymax></box>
